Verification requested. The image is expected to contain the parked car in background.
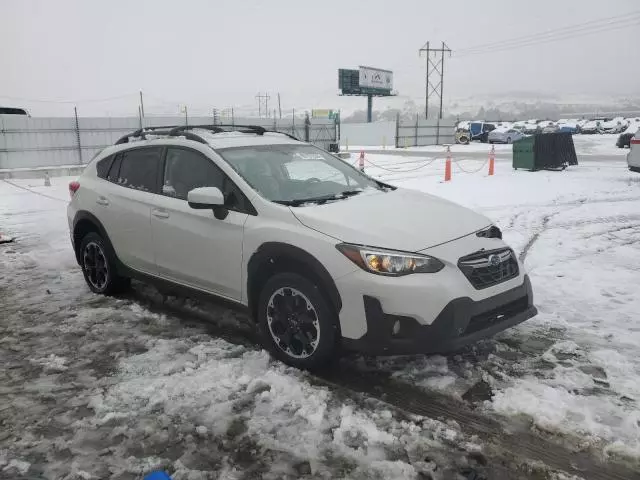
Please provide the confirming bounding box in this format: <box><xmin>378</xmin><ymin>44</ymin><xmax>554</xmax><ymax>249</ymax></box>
<box><xmin>617</xmin><ymin>123</ymin><xmax>639</xmax><ymax>148</ymax></box>
<box><xmin>537</xmin><ymin>120</ymin><xmax>555</xmax><ymax>130</ymax></box>
<box><xmin>557</xmin><ymin>122</ymin><xmax>579</xmax><ymax>134</ymax></box>
<box><xmin>602</xmin><ymin>117</ymin><xmax>627</xmax><ymax>134</ymax></box>
<box><xmin>541</xmin><ymin>125</ymin><xmax>558</xmax><ymax>134</ymax></box>
<box><xmin>627</xmin><ymin>130</ymin><xmax>640</xmax><ymax>172</ymax></box>
<box><xmin>456</xmin><ymin>121</ymin><xmax>496</xmax><ymax>144</ymax></box>
<box><xmin>488</xmin><ymin>128</ymin><xmax>526</xmax><ymax>144</ymax></box>
<box><xmin>0</xmin><ymin>107</ymin><xmax>29</xmax><ymax>115</ymax></box>
<box><xmin>580</xmin><ymin>119</ymin><xmax>606</xmax><ymax>134</ymax></box>
<box><xmin>469</xmin><ymin>122</ymin><xmax>496</xmax><ymax>143</ymax></box>
<box><xmin>523</xmin><ymin>123</ymin><xmax>539</xmax><ymax>135</ymax></box>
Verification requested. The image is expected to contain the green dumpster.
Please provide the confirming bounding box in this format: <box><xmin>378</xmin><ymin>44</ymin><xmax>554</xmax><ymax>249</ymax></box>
<box><xmin>513</xmin><ymin>136</ymin><xmax>535</xmax><ymax>170</ymax></box>
<box><xmin>513</xmin><ymin>133</ymin><xmax>578</xmax><ymax>171</ymax></box>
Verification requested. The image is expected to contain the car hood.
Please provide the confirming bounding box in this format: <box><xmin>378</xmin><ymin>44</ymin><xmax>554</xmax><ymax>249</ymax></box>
<box><xmin>290</xmin><ymin>188</ymin><xmax>491</xmax><ymax>252</ymax></box>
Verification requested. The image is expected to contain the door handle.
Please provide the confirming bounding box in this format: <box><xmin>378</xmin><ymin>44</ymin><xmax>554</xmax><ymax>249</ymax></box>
<box><xmin>152</xmin><ymin>209</ymin><xmax>170</xmax><ymax>219</ymax></box>
<box><xmin>96</xmin><ymin>196</ymin><xmax>109</xmax><ymax>206</ymax></box>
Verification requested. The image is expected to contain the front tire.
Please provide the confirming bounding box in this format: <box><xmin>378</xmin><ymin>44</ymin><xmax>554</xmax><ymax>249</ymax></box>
<box><xmin>79</xmin><ymin>232</ymin><xmax>130</xmax><ymax>295</ymax></box>
<box><xmin>257</xmin><ymin>272</ymin><xmax>339</xmax><ymax>370</ymax></box>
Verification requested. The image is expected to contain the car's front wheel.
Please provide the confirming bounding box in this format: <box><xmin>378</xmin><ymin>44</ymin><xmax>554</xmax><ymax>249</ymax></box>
<box><xmin>257</xmin><ymin>272</ymin><xmax>339</xmax><ymax>370</ymax></box>
<box><xmin>79</xmin><ymin>232</ymin><xmax>130</xmax><ymax>295</ymax></box>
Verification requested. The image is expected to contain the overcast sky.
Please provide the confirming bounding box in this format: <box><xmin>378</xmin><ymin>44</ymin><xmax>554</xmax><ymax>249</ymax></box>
<box><xmin>1</xmin><ymin>0</ymin><xmax>639</xmax><ymax>116</ymax></box>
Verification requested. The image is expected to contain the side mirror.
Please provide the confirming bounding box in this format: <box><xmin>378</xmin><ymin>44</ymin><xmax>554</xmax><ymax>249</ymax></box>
<box><xmin>187</xmin><ymin>187</ymin><xmax>224</xmax><ymax>209</ymax></box>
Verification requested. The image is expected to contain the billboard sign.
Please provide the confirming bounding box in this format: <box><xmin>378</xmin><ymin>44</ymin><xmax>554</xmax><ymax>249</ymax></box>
<box><xmin>338</xmin><ymin>68</ymin><xmax>394</xmax><ymax>96</ymax></box>
<box><xmin>359</xmin><ymin>66</ymin><xmax>393</xmax><ymax>92</ymax></box>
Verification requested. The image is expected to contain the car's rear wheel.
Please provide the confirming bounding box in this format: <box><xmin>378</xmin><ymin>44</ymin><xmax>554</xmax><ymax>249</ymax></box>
<box><xmin>79</xmin><ymin>232</ymin><xmax>130</xmax><ymax>295</ymax></box>
<box><xmin>507</xmin><ymin>137</ymin><xmax>512</xmax><ymax>144</ymax></box>
<box><xmin>257</xmin><ymin>272</ymin><xmax>339</xmax><ymax>370</ymax></box>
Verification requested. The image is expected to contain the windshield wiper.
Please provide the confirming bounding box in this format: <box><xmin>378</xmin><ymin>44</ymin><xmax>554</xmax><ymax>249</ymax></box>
<box><xmin>275</xmin><ymin>189</ymin><xmax>364</xmax><ymax>207</ymax></box>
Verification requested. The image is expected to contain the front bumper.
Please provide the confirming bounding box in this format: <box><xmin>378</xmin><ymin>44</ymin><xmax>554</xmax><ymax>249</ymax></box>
<box><xmin>342</xmin><ymin>275</ymin><xmax>536</xmax><ymax>355</ymax></box>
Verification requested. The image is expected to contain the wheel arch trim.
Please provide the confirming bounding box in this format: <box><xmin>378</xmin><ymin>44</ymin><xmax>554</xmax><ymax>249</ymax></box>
<box><xmin>246</xmin><ymin>242</ymin><xmax>342</xmax><ymax>320</ymax></box>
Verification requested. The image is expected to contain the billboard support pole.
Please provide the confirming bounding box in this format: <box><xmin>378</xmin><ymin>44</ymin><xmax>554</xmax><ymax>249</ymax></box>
<box><xmin>367</xmin><ymin>94</ymin><xmax>373</xmax><ymax>123</ymax></box>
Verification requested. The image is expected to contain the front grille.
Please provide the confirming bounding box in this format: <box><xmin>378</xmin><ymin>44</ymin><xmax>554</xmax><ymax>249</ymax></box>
<box><xmin>458</xmin><ymin>248</ymin><xmax>519</xmax><ymax>290</ymax></box>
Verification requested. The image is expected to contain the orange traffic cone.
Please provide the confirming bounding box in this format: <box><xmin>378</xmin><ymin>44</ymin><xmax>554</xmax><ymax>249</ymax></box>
<box><xmin>359</xmin><ymin>150</ymin><xmax>365</xmax><ymax>172</ymax></box>
<box><xmin>488</xmin><ymin>145</ymin><xmax>495</xmax><ymax>176</ymax></box>
<box><xmin>444</xmin><ymin>146</ymin><xmax>452</xmax><ymax>182</ymax></box>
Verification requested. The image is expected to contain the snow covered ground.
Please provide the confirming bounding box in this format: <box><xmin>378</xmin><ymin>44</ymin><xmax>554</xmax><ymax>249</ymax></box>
<box><xmin>1</xmin><ymin>148</ymin><xmax>639</xmax><ymax>478</ymax></box>
<box><xmin>353</xmin><ymin>153</ymin><xmax>640</xmax><ymax>463</ymax></box>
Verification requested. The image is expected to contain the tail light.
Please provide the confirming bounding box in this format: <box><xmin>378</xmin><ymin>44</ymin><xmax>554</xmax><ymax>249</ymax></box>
<box><xmin>69</xmin><ymin>181</ymin><xmax>80</xmax><ymax>198</ymax></box>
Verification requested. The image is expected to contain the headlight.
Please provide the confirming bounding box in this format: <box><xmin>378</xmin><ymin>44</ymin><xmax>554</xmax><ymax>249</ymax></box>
<box><xmin>336</xmin><ymin>244</ymin><xmax>444</xmax><ymax>276</ymax></box>
<box><xmin>476</xmin><ymin>225</ymin><xmax>502</xmax><ymax>239</ymax></box>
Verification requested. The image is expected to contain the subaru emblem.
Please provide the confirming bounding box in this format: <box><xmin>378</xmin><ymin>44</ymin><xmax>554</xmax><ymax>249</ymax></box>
<box><xmin>489</xmin><ymin>254</ymin><xmax>501</xmax><ymax>267</ymax></box>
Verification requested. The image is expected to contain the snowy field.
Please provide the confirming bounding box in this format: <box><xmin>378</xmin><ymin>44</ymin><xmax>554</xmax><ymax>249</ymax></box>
<box><xmin>1</xmin><ymin>143</ymin><xmax>640</xmax><ymax>479</ymax></box>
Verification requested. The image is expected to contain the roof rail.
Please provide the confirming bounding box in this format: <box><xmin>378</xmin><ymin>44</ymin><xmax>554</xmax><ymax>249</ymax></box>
<box><xmin>114</xmin><ymin>125</ymin><xmax>182</xmax><ymax>145</ymax></box>
<box><xmin>174</xmin><ymin>124</ymin><xmax>300</xmax><ymax>141</ymax></box>
<box><xmin>114</xmin><ymin>123</ymin><xmax>300</xmax><ymax>146</ymax></box>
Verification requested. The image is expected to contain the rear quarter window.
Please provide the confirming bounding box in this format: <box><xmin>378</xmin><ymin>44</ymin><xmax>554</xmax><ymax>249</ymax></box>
<box><xmin>96</xmin><ymin>155</ymin><xmax>114</xmax><ymax>179</ymax></box>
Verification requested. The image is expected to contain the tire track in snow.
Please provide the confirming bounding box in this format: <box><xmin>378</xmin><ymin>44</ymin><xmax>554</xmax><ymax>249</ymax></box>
<box><xmin>129</xmin><ymin>286</ymin><xmax>640</xmax><ymax>480</ymax></box>
<box><xmin>1</xmin><ymin>179</ymin><xmax>67</xmax><ymax>203</ymax></box>
<box><xmin>518</xmin><ymin>212</ymin><xmax>556</xmax><ymax>263</ymax></box>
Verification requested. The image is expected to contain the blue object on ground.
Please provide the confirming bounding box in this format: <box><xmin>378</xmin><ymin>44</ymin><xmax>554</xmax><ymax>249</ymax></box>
<box><xmin>144</xmin><ymin>472</ymin><xmax>172</xmax><ymax>480</ymax></box>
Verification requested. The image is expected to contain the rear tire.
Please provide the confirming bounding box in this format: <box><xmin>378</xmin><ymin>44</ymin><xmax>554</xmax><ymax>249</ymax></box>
<box><xmin>257</xmin><ymin>272</ymin><xmax>339</xmax><ymax>370</ymax></box>
<box><xmin>507</xmin><ymin>137</ymin><xmax>512</xmax><ymax>144</ymax></box>
<box><xmin>79</xmin><ymin>232</ymin><xmax>130</xmax><ymax>295</ymax></box>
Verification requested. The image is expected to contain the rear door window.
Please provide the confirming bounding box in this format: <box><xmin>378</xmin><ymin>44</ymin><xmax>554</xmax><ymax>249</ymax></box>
<box><xmin>117</xmin><ymin>147</ymin><xmax>162</xmax><ymax>192</ymax></box>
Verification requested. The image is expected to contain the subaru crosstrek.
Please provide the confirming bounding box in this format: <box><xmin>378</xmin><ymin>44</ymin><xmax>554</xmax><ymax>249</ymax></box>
<box><xmin>67</xmin><ymin>125</ymin><xmax>537</xmax><ymax>369</ymax></box>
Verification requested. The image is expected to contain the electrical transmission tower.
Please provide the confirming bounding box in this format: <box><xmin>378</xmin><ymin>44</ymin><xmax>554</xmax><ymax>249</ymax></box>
<box><xmin>255</xmin><ymin>92</ymin><xmax>271</xmax><ymax>118</ymax></box>
<box><xmin>418</xmin><ymin>41</ymin><xmax>451</xmax><ymax>119</ymax></box>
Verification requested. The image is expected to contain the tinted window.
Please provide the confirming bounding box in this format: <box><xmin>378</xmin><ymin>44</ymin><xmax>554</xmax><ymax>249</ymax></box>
<box><xmin>162</xmin><ymin>147</ymin><xmax>247</xmax><ymax>211</ymax></box>
<box><xmin>118</xmin><ymin>147</ymin><xmax>162</xmax><ymax>192</ymax></box>
<box><xmin>96</xmin><ymin>155</ymin><xmax>114</xmax><ymax>179</ymax></box>
<box><xmin>106</xmin><ymin>154</ymin><xmax>122</xmax><ymax>183</ymax></box>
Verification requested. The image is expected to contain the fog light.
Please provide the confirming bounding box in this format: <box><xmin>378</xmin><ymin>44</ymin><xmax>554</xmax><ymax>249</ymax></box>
<box><xmin>392</xmin><ymin>320</ymin><xmax>401</xmax><ymax>335</ymax></box>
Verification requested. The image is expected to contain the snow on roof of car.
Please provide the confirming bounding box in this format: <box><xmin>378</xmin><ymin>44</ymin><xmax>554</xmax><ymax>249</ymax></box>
<box><xmin>625</xmin><ymin>123</ymin><xmax>639</xmax><ymax>134</ymax></box>
<box><xmin>191</xmin><ymin>129</ymin><xmax>301</xmax><ymax>149</ymax></box>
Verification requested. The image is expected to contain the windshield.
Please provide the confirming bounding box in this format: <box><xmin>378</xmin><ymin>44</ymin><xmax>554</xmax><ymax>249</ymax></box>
<box><xmin>217</xmin><ymin>144</ymin><xmax>385</xmax><ymax>205</ymax></box>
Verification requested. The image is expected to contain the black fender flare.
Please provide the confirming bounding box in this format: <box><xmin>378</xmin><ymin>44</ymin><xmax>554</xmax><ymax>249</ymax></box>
<box><xmin>72</xmin><ymin>211</ymin><xmax>119</xmax><ymax>268</ymax></box>
<box><xmin>247</xmin><ymin>242</ymin><xmax>342</xmax><ymax>319</ymax></box>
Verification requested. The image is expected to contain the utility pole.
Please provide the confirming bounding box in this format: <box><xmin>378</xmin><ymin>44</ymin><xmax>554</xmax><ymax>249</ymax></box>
<box><xmin>418</xmin><ymin>41</ymin><xmax>451</xmax><ymax>119</ymax></box>
<box><xmin>139</xmin><ymin>90</ymin><xmax>145</xmax><ymax>119</ymax></box>
<box><xmin>277</xmin><ymin>93</ymin><xmax>282</xmax><ymax>119</ymax></box>
<box><xmin>255</xmin><ymin>92</ymin><xmax>271</xmax><ymax>118</ymax></box>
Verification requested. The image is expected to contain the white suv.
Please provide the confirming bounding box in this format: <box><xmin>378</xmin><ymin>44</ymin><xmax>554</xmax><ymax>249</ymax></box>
<box><xmin>67</xmin><ymin>125</ymin><xmax>537</xmax><ymax>369</ymax></box>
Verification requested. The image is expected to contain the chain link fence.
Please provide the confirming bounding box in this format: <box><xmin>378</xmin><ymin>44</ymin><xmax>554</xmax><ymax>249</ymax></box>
<box><xmin>0</xmin><ymin>113</ymin><xmax>338</xmax><ymax>170</ymax></box>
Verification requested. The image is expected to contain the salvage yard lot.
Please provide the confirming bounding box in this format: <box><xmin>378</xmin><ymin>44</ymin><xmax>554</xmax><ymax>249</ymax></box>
<box><xmin>1</xmin><ymin>140</ymin><xmax>639</xmax><ymax>479</ymax></box>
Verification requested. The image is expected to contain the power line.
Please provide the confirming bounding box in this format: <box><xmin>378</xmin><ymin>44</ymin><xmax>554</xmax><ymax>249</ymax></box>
<box><xmin>0</xmin><ymin>93</ymin><xmax>137</xmax><ymax>104</ymax></box>
<box><xmin>457</xmin><ymin>10</ymin><xmax>640</xmax><ymax>53</ymax></box>
<box><xmin>457</xmin><ymin>19</ymin><xmax>640</xmax><ymax>57</ymax></box>
<box><xmin>455</xmin><ymin>12</ymin><xmax>640</xmax><ymax>57</ymax></box>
